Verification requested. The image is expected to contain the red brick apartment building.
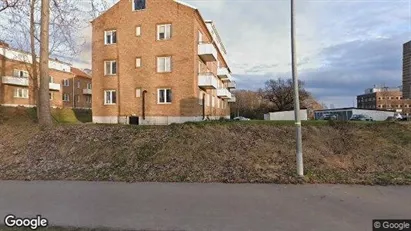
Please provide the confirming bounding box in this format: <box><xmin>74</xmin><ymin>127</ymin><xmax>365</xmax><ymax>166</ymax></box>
<box><xmin>91</xmin><ymin>0</ymin><xmax>236</xmax><ymax>125</ymax></box>
<box><xmin>0</xmin><ymin>41</ymin><xmax>92</xmax><ymax>109</ymax></box>
<box><xmin>357</xmin><ymin>86</ymin><xmax>411</xmax><ymax>115</ymax></box>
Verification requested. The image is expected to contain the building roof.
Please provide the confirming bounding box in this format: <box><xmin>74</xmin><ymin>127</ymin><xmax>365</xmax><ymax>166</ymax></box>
<box><xmin>71</xmin><ymin>67</ymin><xmax>91</xmax><ymax>79</ymax></box>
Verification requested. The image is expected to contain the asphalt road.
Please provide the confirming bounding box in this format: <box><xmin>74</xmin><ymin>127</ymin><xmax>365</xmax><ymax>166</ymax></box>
<box><xmin>0</xmin><ymin>181</ymin><xmax>410</xmax><ymax>231</ymax></box>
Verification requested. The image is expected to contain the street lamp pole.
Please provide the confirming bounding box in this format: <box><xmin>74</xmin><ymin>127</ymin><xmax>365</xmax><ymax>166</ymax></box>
<box><xmin>291</xmin><ymin>0</ymin><xmax>304</xmax><ymax>176</ymax></box>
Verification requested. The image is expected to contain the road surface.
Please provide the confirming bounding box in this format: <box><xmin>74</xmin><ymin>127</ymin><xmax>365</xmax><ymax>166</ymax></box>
<box><xmin>0</xmin><ymin>181</ymin><xmax>410</xmax><ymax>231</ymax></box>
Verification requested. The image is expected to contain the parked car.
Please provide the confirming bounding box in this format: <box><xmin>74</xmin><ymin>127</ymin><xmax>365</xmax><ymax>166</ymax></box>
<box><xmin>349</xmin><ymin>114</ymin><xmax>373</xmax><ymax>121</ymax></box>
<box><xmin>319</xmin><ymin>114</ymin><xmax>337</xmax><ymax>120</ymax></box>
<box><xmin>233</xmin><ymin>116</ymin><xmax>251</xmax><ymax>121</ymax></box>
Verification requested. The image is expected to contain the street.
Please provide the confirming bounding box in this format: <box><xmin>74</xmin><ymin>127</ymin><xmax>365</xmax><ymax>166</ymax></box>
<box><xmin>0</xmin><ymin>181</ymin><xmax>410</xmax><ymax>231</ymax></box>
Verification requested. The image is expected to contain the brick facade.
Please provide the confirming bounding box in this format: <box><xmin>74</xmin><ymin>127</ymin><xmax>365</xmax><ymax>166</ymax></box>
<box><xmin>91</xmin><ymin>0</ymin><xmax>235</xmax><ymax>125</ymax></box>
<box><xmin>0</xmin><ymin>42</ymin><xmax>91</xmax><ymax>109</ymax></box>
<box><xmin>357</xmin><ymin>89</ymin><xmax>411</xmax><ymax>115</ymax></box>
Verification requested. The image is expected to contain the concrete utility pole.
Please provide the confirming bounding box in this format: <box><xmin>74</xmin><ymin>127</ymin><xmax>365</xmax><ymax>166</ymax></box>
<box><xmin>291</xmin><ymin>0</ymin><xmax>303</xmax><ymax>176</ymax></box>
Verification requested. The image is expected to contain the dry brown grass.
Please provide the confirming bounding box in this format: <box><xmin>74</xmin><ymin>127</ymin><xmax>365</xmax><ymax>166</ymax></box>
<box><xmin>1</xmin><ymin>107</ymin><xmax>411</xmax><ymax>185</ymax></box>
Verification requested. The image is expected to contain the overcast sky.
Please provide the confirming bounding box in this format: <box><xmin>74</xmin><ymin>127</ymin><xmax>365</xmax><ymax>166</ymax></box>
<box><xmin>39</xmin><ymin>0</ymin><xmax>411</xmax><ymax>107</ymax></box>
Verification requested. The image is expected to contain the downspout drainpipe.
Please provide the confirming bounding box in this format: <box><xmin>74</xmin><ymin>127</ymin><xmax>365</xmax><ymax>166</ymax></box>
<box><xmin>72</xmin><ymin>76</ymin><xmax>75</xmax><ymax>108</ymax></box>
<box><xmin>142</xmin><ymin>90</ymin><xmax>147</xmax><ymax>120</ymax></box>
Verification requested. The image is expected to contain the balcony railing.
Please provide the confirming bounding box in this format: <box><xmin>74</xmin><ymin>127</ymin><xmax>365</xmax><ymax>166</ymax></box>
<box><xmin>83</xmin><ymin>88</ymin><xmax>92</xmax><ymax>95</ymax></box>
<box><xmin>217</xmin><ymin>67</ymin><xmax>232</xmax><ymax>81</ymax></box>
<box><xmin>49</xmin><ymin>83</ymin><xmax>61</xmax><ymax>91</ymax></box>
<box><xmin>228</xmin><ymin>96</ymin><xmax>236</xmax><ymax>103</ymax></box>
<box><xmin>217</xmin><ymin>88</ymin><xmax>232</xmax><ymax>99</ymax></box>
<box><xmin>198</xmin><ymin>43</ymin><xmax>217</xmax><ymax>62</ymax></box>
<box><xmin>227</xmin><ymin>81</ymin><xmax>236</xmax><ymax>89</ymax></box>
<box><xmin>1</xmin><ymin>76</ymin><xmax>29</xmax><ymax>86</ymax></box>
<box><xmin>198</xmin><ymin>73</ymin><xmax>218</xmax><ymax>89</ymax></box>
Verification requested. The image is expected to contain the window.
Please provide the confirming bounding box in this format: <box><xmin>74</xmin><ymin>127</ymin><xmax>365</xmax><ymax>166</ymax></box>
<box><xmin>104</xmin><ymin>30</ymin><xmax>117</xmax><ymax>45</ymax></box>
<box><xmin>199</xmin><ymin>92</ymin><xmax>203</xmax><ymax>105</ymax></box>
<box><xmin>49</xmin><ymin>76</ymin><xmax>54</xmax><ymax>83</ymax></box>
<box><xmin>136</xmin><ymin>26</ymin><xmax>141</xmax><ymax>36</ymax></box>
<box><xmin>77</xmin><ymin>81</ymin><xmax>81</xmax><ymax>89</ymax></box>
<box><xmin>136</xmin><ymin>88</ymin><xmax>141</xmax><ymax>98</ymax></box>
<box><xmin>63</xmin><ymin>79</ymin><xmax>70</xmax><ymax>86</ymax></box>
<box><xmin>14</xmin><ymin>88</ymin><xmax>28</xmax><ymax>98</ymax></box>
<box><xmin>212</xmin><ymin>96</ymin><xmax>215</xmax><ymax>107</ymax></box>
<box><xmin>133</xmin><ymin>0</ymin><xmax>146</xmax><ymax>11</ymax></box>
<box><xmin>104</xmin><ymin>90</ymin><xmax>116</xmax><ymax>105</ymax></box>
<box><xmin>49</xmin><ymin>92</ymin><xmax>53</xmax><ymax>100</ymax></box>
<box><xmin>13</xmin><ymin>69</ymin><xmax>29</xmax><ymax>78</ymax></box>
<box><xmin>87</xmin><ymin>83</ymin><xmax>92</xmax><ymax>89</ymax></box>
<box><xmin>157</xmin><ymin>24</ymin><xmax>171</xmax><ymax>40</ymax></box>
<box><xmin>157</xmin><ymin>57</ymin><xmax>171</xmax><ymax>73</ymax></box>
<box><xmin>75</xmin><ymin>95</ymin><xmax>80</xmax><ymax>103</ymax></box>
<box><xmin>157</xmin><ymin>89</ymin><xmax>172</xmax><ymax>104</ymax></box>
<box><xmin>217</xmin><ymin>99</ymin><xmax>220</xmax><ymax>108</ymax></box>
<box><xmin>63</xmin><ymin>93</ymin><xmax>70</xmax><ymax>102</ymax></box>
<box><xmin>86</xmin><ymin>95</ymin><xmax>91</xmax><ymax>103</ymax></box>
<box><xmin>198</xmin><ymin>31</ymin><xmax>203</xmax><ymax>43</ymax></box>
<box><xmin>104</xmin><ymin>60</ymin><xmax>117</xmax><ymax>75</ymax></box>
<box><xmin>136</xmin><ymin>57</ymin><xmax>142</xmax><ymax>68</ymax></box>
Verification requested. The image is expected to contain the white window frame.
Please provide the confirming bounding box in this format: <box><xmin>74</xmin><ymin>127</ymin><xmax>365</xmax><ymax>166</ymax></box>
<box><xmin>87</xmin><ymin>83</ymin><xmax>92</xmax><ymax>90</ymax></box>
<box><xmin>77</xmin><ymin>81</ymin><xmax>81</xmax><ymax>89</ymax></box>
<box><xmin>104</xmin><ymin>30</ymin><xmax>117</xmax><ymax>45</ymax></box>
<box><xmin>132</xmin><ymin>0</ymin><xmax>146</xmax><ymax>11</ymax></box>
<box><xmin>104</xmin><ymin>90</ymin><xmax>116</xmax><ymax>105</ymax></box>
<box><xmin>157</xmin><ymin>56</ymin><xmax>171</xmax><ymax>73</ymax></box>
<box><xmin>157</xmin><ymin>24</ymin><xmax>171</xmax><ymax>40</ymax></box>
<box><xmin>13</xmin><ymin>69</ymin><xmax>29</xmax><ymax>78</ymax></box>
<box><xmin>104</xmin><ymin>60</ymin><xmax>117</xmax><ymax>75</ymax></box>
<box><xmin>136</xmin><ymin>88</ymin><xmax>141</xmax><ymax>98</ymax></box>
<box><xmin>136</xmin><ymin>57</ymin><xmax>142</xmax><ymax>68</ymax></box>
<box><xmin>63</xmin><ymin>79</ymin><xmax>70</xmax><ymax>86</ymax></box>
<box><xmin>75</xmin><ymin>95</ymin><xmax>80</xmax><ymax>103</ymax></box>
<box><xmin>86</xmin><ymin>95</ymin><xmax>92</xmax><ymax>103</ymax></box>
<box><xmin>63</xmin><ymin>93</ymin><xmax>70</xmax><ymax>102</ymax></box>
<box><xmin>136</xmin><ymin>26</ymin><xmax>141</xmax><ymax>36</ymax></box>
<box><xmin>157</xmin><ymin>88</ymin><xmax>172</xmax><ymax>104</ymax></box>
<box><xmin>14</xmin><ymin>88</ymin><xmax>28</xmax><ymax>98</ymax></box>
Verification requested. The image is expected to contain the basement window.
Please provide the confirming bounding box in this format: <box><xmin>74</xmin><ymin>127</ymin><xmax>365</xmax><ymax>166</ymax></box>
<box><xmin>133</xmin><ymin>0</ymin><xmax>146</xmax><ymax>11</ymax></box>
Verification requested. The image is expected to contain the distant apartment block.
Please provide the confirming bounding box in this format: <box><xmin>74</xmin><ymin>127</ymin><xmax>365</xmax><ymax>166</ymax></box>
<box><xmin>91</xmin><ymin>0</ymin><xmax>236</xmax><ymax>125</ymax></box>
<box><xmin>0</xmin><ymin>41</ymin><xmax>92</xmax><ymax>109</ymax></box>
<box><xmin>357</xmin><ymin>86</ymin><xmax>411</xmax><ymax>115</ymax></box>
<box><xmin>403</xmin><ymin>40</ymin><xmax>411</xmax><ymax>99</ymax></box>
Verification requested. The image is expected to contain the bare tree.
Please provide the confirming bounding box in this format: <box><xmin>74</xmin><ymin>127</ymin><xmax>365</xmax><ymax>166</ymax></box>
<box><xmin>38</xmin><ymin>0</ymin><xmax>52</xmax><ymax>126</ymax></box>
<box><xmin>0</xmin><ymin>0</ymin><xmax>21</xmax><ymax>13</ymax></box>
<box><xmin>260</xmin><ymin>78</ymin><xmax>309</xmax><ymax>111</ymax></box>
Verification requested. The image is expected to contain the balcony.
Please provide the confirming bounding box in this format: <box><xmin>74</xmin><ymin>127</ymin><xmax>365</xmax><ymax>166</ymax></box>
<box><xmin>49</xmin><ymin>83</ymin><xmax>61</xmax><ymax>91</ymax></box>
<box><xmin>1</xmin><ymin>76</ymin><xmax>29</xmax><ymax>86</ymax></box>
<box><xmin>83</xmin><ymin>88</ymin><xmax>92</xmax><ymax>95</ymax></box>
<box><xmin>217</xmin><ymin>88</ymin><xmax>232</xmax><ymax>99</ymax></box>
<box><xmin>198</xmin><ymin>43</ymin><xmax>217</xmax><ymax>62</ymax></box>
<box><xmin>198</xmin><ymin>73</ymin><xmax>218</xmax><ymax>89</ymax></box>
<box><xmin>217</xmin><ymin>67</ymin><xmax>232</xmax><ymax>81</ymax></box>
<box><xmin>227</xmin><ymin>81</ymin><xmax>236</xmax><ymax>89</ymax></box>
<box><xmin>228</xmin><ymin>96</ymin><xmax>236</xmax><ymax>103</ymax></box>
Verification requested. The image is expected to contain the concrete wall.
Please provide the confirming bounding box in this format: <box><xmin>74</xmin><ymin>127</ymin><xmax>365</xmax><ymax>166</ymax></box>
<box><xmin>264</xmin><ymin>110</ymin><xmax>308</xmax><ymax>121</ymax></box>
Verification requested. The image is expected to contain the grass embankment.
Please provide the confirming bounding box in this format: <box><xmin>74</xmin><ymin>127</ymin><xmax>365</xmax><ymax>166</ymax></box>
<box><xmin>0</xmin><ymin>106</ymin><xmax>410</xmax><ymax>185</ymax></box>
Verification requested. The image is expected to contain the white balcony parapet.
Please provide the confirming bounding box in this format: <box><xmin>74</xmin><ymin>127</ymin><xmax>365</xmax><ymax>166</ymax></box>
<box><xmin>198</xmin><ymin>73</ymin><xmax>218</xmax><ymax>89</ymax></box>
<box><xmin>49</xmin><ymin>82</ymin><xmax>61</xmax><ymax>91</ymax></box>
<box><xmin>1</xmin><ymin>76</ymin><xmax>29</xmax><ymax>86</ymax></box>
<box><xmin>217</xmin><ymin>88</ymin><xmax>232</xmax><ymax>99</ymax></box>
<box><xmin>198</xmin><ymin>43</ymin><xmax>217</xmax><ymax>62</ymax></box>
<box><xmin>83</xmin><ymin>88</ymin><xmax>92</xmax><ymax>95</ymax></box>
<box><xmin>228</xmin><ymin>96</ymin><xmax>236</xmax><ymax>103</ymax></box>
<box><xmin>227</xmin><ymin>81</ymin><xmax>236</xmax><ymax>89</ymax></box>
<box><xmin>217</xmin><ymin>67</ymin><xmax>232</xmax><ymax>81</ymax></box>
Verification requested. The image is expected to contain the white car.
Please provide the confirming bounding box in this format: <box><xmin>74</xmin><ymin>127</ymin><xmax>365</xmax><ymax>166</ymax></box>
<box><xmin>233</xmin><ymin>116</ymin><xmax>251</xmax><ymax>121</ymax></box>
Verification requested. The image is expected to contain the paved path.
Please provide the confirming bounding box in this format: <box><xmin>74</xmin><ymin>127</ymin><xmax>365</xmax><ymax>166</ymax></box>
<box><xmin>0</xmin><ymin>181</ymin><xmax>410</xmax><ymax>231</ymax></box>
